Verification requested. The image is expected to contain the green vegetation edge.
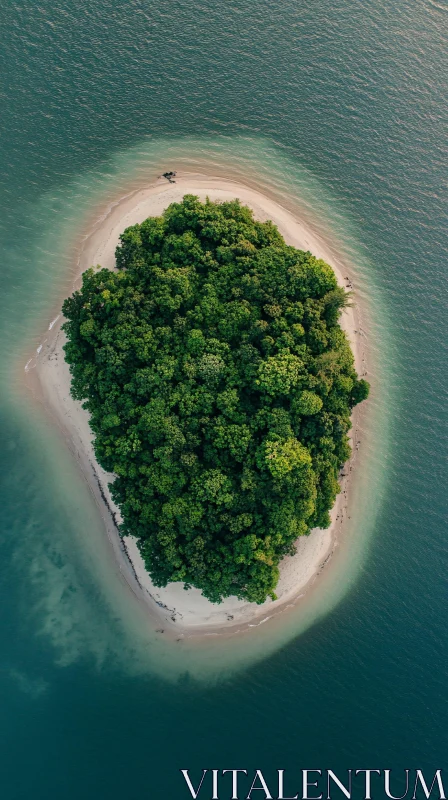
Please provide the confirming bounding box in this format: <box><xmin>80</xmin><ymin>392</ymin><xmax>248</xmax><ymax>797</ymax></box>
<box><xmin>62</xmin><ymin>196</ymin><xmax>369</xmax><ymax>604</ymax></box>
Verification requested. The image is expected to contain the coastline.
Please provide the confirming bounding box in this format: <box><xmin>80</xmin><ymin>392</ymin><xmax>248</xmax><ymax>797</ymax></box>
<box><xmin>23</xmin><ymin>172</ymin><xmax>368</xmax><ymax>639</ymax></box>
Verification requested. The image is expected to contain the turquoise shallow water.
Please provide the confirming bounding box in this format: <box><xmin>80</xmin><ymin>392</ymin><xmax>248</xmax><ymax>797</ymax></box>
<box><xmin>0</xmin><ymin>0</ymin><xmax>447</xmax><ymax>797</ymax></box>
<box><xmin>9</xmin><ymin>137</ymin><xmax>390</xmax><ymax>681</ymax></box>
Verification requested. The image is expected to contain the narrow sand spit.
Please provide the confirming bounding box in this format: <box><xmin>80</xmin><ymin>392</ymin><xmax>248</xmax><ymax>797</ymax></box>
<box><xmin>24</xmin><ymin>173</ymin><xmax>368</xmax><ymax>638</ymax></box>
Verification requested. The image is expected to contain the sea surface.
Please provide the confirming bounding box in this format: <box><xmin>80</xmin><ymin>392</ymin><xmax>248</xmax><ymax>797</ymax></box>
<box><xmin>0</xmin><ymin>0</ymin><xmax>447</xmax><ymax>797</ymax></box>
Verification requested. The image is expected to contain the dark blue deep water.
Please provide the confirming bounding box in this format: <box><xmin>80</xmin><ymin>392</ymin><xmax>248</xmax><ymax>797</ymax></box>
<box><xmin>0</xmin><ymin>0</ymin><xmax>447</xmax><ymax>798</ymax></box>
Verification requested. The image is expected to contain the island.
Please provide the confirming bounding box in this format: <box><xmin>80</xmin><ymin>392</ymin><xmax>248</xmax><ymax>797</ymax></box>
<box><xmin>61</xmin><ymin>194</ymin><xmax>369</xmax><ymax>607</ymax></box>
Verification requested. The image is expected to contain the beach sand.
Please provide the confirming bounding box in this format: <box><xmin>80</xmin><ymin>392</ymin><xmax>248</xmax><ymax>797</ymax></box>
<box><xmin>24</xmin><ymin>172</ymin><xmax>367</xmax><ymax>638</ymax></box>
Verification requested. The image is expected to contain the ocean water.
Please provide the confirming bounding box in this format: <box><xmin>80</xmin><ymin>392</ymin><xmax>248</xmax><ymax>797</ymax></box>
<box><xmin>0</xmin><ymin>0</ymin><xmax>447</xmax><ymax>797</ymax></box>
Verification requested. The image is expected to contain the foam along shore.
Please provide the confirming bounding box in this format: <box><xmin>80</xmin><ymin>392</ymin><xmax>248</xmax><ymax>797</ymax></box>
<box><xmin>25</xmin><ymin>173</ymin><xmax>366</xmax><ymax>637</ymax></box>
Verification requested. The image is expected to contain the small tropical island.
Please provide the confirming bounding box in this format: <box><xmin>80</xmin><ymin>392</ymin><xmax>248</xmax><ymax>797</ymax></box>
<box><xmin>61</xmin><ymin>194</ymin><xmax>369</xmax><ymax>606</ymax></box>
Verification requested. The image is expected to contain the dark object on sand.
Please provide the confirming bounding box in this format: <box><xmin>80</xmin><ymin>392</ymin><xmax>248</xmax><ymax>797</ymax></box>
<box><xmin>162</xmin><ymin>171</ymin><xmax>177</xmax><ymax>183</ymax></box>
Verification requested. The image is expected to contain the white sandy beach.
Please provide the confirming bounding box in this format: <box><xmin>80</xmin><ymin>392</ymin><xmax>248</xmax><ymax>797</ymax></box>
<box><xmin>24</xmin><ymin>173</ymin><xmax>367</xmax><ymax>637</ymax></box>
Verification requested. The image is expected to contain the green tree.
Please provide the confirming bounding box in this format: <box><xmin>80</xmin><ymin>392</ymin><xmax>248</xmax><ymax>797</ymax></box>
<box><xmin>62</xmin><ymin>196</ymin><xmax>369</xmax><ymax>604</ymax></box>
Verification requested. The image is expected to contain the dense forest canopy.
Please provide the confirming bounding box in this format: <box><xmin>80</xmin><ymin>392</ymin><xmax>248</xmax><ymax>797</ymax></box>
<box><xmin>62</xmin><ymin>196</ymin><xmax>369</xmax><ymax>604</ymax></box>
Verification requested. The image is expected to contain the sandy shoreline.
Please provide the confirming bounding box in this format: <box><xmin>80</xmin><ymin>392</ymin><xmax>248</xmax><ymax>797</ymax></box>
<box><xmin>23</xmin><ymin>172</ymin><xmax>367</xmax><ymax>639</ymax></box>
